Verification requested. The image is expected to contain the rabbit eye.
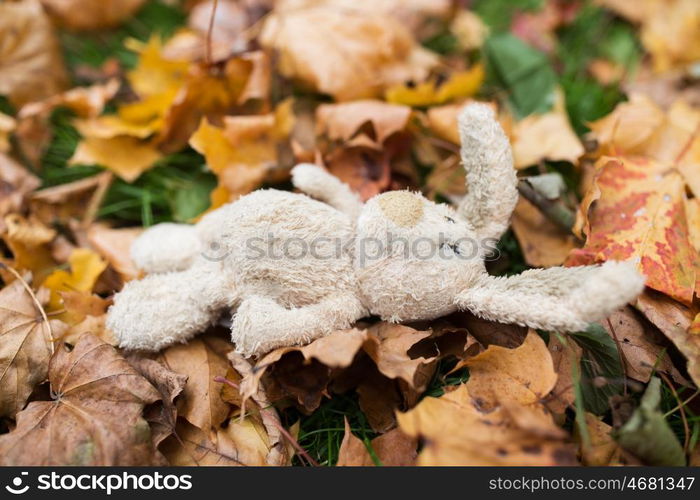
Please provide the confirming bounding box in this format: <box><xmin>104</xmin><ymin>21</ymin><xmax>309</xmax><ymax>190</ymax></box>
<box><xmin>445</xmin><ymin>216</ymin><xmax>456</xmax><ymax>223</ymax></box>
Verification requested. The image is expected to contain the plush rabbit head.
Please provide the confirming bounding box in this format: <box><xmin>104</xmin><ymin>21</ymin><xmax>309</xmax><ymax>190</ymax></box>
<box><xmin>355</xmin><ymin>190</ymin><xmax>483</xmax><ymax>322</ymax></box>
<box><xmin>107</xmin><ymin>103</ymin><xmax>645</xmax><ymax>357</ymax></box>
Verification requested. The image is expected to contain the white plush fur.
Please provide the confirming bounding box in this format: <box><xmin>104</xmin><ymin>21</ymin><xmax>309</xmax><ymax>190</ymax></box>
<box><xmin>457</xmin><ymin>104</ymin><xmax>518</xmax><ymax>243</ymax></box>
<box><xmin>107</xmin><ymin>103</ymin><xmax>646</xmax><ymax>357</ymax></box>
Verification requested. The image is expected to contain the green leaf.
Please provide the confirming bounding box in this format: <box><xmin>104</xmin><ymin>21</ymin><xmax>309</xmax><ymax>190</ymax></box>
<box><xmin>570</xmin><ymin>323</ymin><xmax>624</xmax><ymax>415</ymax></box>
<box><xmin>613</xmin><ymin>377</ymin><xmax>686</xmax><ymax>466</ymax></box>
<box><xmin>483</xmin><ymin>34</ymin><xmax>556</xmax><ymax>118</ymax></box>
<box><xmin>473</xmin><ymin>0</ymin><xmax>543</xmax><ymax>33</ymax></box>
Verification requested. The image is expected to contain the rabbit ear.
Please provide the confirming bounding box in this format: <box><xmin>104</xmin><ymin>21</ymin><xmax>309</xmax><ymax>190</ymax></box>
<box><xmin>457</xmin><ymin>103</ymin><xmax>518</xmax><ymax>243</ymax></box>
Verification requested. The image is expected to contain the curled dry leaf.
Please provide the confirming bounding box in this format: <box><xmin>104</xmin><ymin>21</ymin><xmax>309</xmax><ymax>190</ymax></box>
<box><xmin>0</xmin><ymin>0</ymin><xmax>68</xmax><ymax>107</ymax></box>
<box><xmin>239</xmin><ymin>322</ymin><xmax>472</xmax><ymax>432</ymax></box>
<box><xmin>579</xmin><ymin>413</ymin><xmax>622</xmax><ymax>466</ymax></box>
<box><xmin>316</xmin><ymin>100</ymin><xmax>412</xmax><ymax>148</ymax></box>
<box><xmin>603</xmin><ymin>306</ymin><xmax>681</xmax><ymax>383</ymax></box>
<box><xmin>0</xmin><ymin>335</ymin><xmax>161</xmax><ymax>465</ymax></box>
<box><xmin>239</xmin><ymin>328</ymin><xmax>368</xmax><ymax>410</ymax></box>
<box><xmin>397</xmin><ymin>384</ymin><xmax>576</xmax><ymax>466</ymax></box>
<box><xmin>336</xmin><ymin>419</ymin><xmax>417</xmax><ymax>466</ymax></box>
<box><xmin>127</xmin><ymin>356</ymin><xmax>188</xmax><ymax>449</ymax></box>
<box><xmin>568</xmin><ymin>156</ymin><xmax>696</xmax><ymax>305</ymax></box>
<box><xmin>511</xmin><ymin>197</ymin><xmax>577</xmax><ymax>268</ymax></box>
<box><xmin>635</xmin><ymin>291</ymin><xmax>700</xmax><ymax>387</ymax></box>
<box><xmin>158</xmin><ymin>336</ymin><xmax>233</xmax><ymax>432</ymax></box>
<box><xmin>0</xmin><ymin>280</ymin><xmax>65</xmax><ymax>418</ymax></box>
<box><xmin>40</xmin><ymin>0</ymin><xmax>146</xmax><ymax>31</ymax></box>
<box><xmin>259</xmin><ymin>5</ymin><xmax>436</xmax><ymax>101</ymax></box>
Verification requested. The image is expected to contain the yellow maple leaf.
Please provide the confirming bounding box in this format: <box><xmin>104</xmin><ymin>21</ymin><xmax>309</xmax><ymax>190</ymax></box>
<box><xmin>385</xmin><ymin>64</ymin><xmax>484</xmax><ymax>107</ymax></box>
<box><xmin>69</xmin><ymin>135</ymin><xmax>162</xmax><ymax>182</ymax></box>
<box><xmin>43</xmin><ymin>248</ymin><xmax>107</xmax><ymax>311</ymax></box>
<box><xmin>190</xmin><ymin>100</ymin><xmax>294</xmax><ymax>209</ymax></box>
<box><xmin>126</xmin><ymin>36</ymin><xmax>189</xmax><ymax>98</ymax></box>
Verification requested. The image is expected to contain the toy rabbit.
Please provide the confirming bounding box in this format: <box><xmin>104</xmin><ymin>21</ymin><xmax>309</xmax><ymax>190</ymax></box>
<box><xmin>107</xmin><ymin>103</ymin><xmax>645</xmax><ymax>357</ymax></box>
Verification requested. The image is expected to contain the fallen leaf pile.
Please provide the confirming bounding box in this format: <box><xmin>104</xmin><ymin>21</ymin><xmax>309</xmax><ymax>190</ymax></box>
<box><xmin>0</xmin><ymin>0</ymin><xmax>699</xmax><ymax>467</ymax></box>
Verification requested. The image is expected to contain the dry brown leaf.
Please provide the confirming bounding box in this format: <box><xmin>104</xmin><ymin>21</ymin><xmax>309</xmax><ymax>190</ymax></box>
<box><xmin>159</xmin><ymin>335</ymin><xmax>233</xmax><ymax>432</ymax></box>
<box><xmin>188</xmin><ymin>0</ymin><xmax>250</xmax><ymax>56</ymax></box>
<box><xmin>337</xmin><ymin>420</ymin><xmax>417</xmax><ymax>466</ymax></box>
<box><xmin>397</xmin><ymin>384</ymin><xmax>576</xmax><ymax>466</ymax></box>
<box><xmin>325</xmin><ymin>146</ymin><xmax>394</xmax><ymax>201</ymax></box>
<box><xmin>18</xmin><ymin>79</ymin><xmax>119</xmax><ymax>121</ymax></box>
<box><xmin>275</xmin><ymin>0</ymin><xmax>451</xmax><ymax>31</ymax></box>
<box><xmin>363</xmin><ymin>323</ymin><xmax>433</xmax><ymax>390</ymax></box>
<box><xmin>127</xmin><ymin>356</ymin><xmax>188</xmax><ymax>449</ymax></box>
<box><xmin>579</xmin><ymin>412</ymin><xmax>622</xmax><ymax>466</ymax></box>
<box><xmin>425</xmin><ymin>103</ymin><xmax>464</xmax><ymax>144</ymax></box>
<box><xmin>510</xmin><ymin>96</ymin><xmax>584</xmax><ymax>168</ymax></box>
<box><xmin>635</xmin><ymin>291</ymin><xmax>700</xmax><ymax>387</ymax></box>
<box><xmin>87</xmin><ymin>225</ymin><xmax>143</xmax><ymax>281</ymax></box>
<box><xmin>239</xmin><ymin>328</ymin><xmax>368</xmax><ymax>412</ymax></box>
<box><xmin>0</xmin><ymin>281</ymin><xmax>65</xmax><ymax>418</ymax></box>
<box><xmin>453</xmin><ymin>311</ymin><xmax>528</xmax><ymax>349</ymax></box>
<box><xmin>240</xmin><ymin>324</ymin><xmax>470</xmax><ymax>416</ymax></box>
<box><xmin>0</xmin><ymin>155</ymin><xmax>40</xmax><ymax>218</ymax></box>
<box><xmin>587</xmin><ymin>97</ymin><xmax>700</xmax><ymax>199</ymax></box>
<box><xmin>0</xmin><ymin>113</ymin><xmax>16</xmax><ymax>153</ymax></box>
<box><xmin>463</xmin><ymin>330</ymin><xmax>558</xmax><ymax>411</ymax></box>
<box><xmin>545</xmin><ymin>334</ymin><xmax>579</xmax><ymax>415</ymax></box>
<box><xmin>159</xmin><ymin>418</ymin><xmax>244</xmax><ymax>466</ymax></box>
<box><xmin>511</xmin><ymin>197</ymin><xmax>577</xmax><ymax>268</ymax></box>
<box><xmin>451</xmin><ymin>9</ymin><xmax>489</xmax><ymax>51</ymax></box>
<box><xmin>0</xmin><ymin>0</ymin><xmax>68</xmax><ymax>107</ymax></box>
<box><xmin>0</xmin><ymin>334</ymin><xmax>160</xmax><ymax>465</ymax></box>
<box><xmin>62</xmin><ymin>312</ymin><xmax>115</xmax><ymax>346</ymax></box>
<box><xmin>40</xmin><ymin>0</ymin><xmax>146</xmax><ymax>30</ymax></box>
<box><xmin>603</xmin><ymin>306</ymin><xmax>681</xmax><ymax>382</ymax></box>
<box><xmin>30</xmin><ymin>172</ymin><xmax>113</xmax><ymax>226</ymax></box>
<box><xmin>598</xmin><ymin>0</ymin><xmax>700</xmax><ymax>72</ymax></box>
<box><xmin>316</xmin><ymin>100</ymin><xmax>412</xmax><ymax>147</ymax></box>
<box><xmin>158</xmin><ymin>53</ymin><xmax>271</xmax><ymax>151</ymax></box>
<box><xmin>259</xmin><ymin>5</ymin><xmax>436</xmax><ymax>101</ymax></box>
